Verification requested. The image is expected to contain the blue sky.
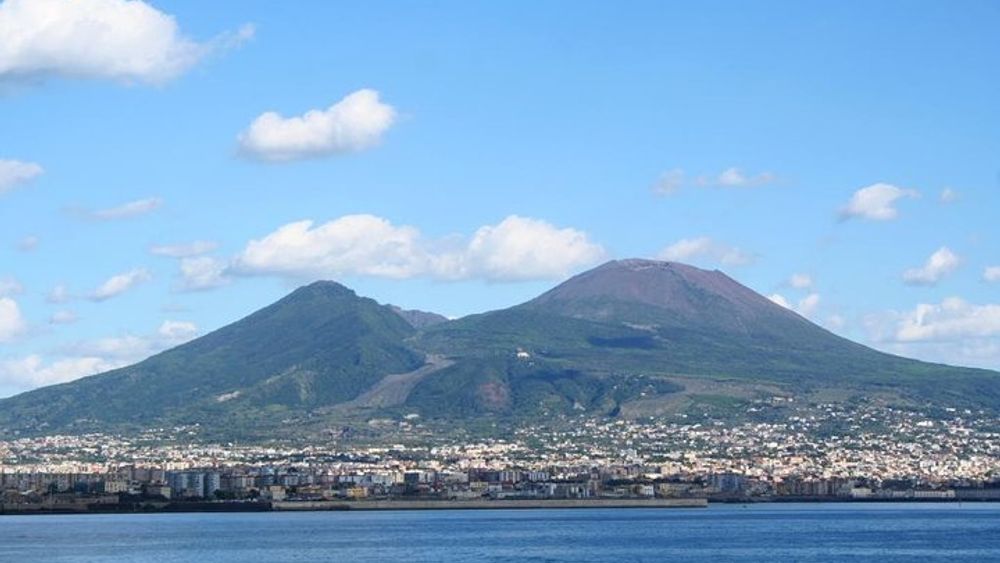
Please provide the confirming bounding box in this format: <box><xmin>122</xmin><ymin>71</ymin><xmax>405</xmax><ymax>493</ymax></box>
<box><xmin>1</xmin><ymin>0</ymin><xmax>998</xmax><ymax>397</ymax></box>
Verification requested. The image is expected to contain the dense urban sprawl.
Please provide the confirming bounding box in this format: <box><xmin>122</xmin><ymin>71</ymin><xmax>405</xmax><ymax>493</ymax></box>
<box><xmin>2</xmin><ymin>402</ymin><xmax>998</xmax><ymax>511</ymax></box>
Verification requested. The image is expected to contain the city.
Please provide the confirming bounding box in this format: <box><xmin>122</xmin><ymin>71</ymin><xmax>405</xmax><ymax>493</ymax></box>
<box><xmin>3</xmin><ymin>401</ymin><xmax>998</xmax><ymax>513</ymax></box>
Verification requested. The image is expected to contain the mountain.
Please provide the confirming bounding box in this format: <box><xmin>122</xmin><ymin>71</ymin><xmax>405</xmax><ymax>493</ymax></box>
<box><xmin>0</xmin><ymin>281</ymin><xmax>424</xmax><ymax>434</ymax></box>
<box><xmin>409</xmin><ymin>259</ymin><xmax>1000</xmax><ymax>415</ymax></box>
<box><xmin>390</xmin><ymin>306</ymin><xmax>449</xmax><ymax>329</ymax></box>
<box><xmin>1</xmin><ymin>259</ymin><xmax>997</xmax><ymax>438</ymax></box>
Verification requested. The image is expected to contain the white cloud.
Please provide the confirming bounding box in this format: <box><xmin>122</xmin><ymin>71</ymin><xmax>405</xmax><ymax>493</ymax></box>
<box><xmin>797</xmin><ymin>293</ymin><xmax>821</xmax><ymax>317</ymax></box>
<box><xmin>0</xmin><ymin>159</ymin><xmax>43</xmax><ymax>194</ymax></box>
<box><xmin>894</xmin><ymin>298</ymin><xmax>1000</xmax><ymax>343</ymax></box>
<box><xmin>82</xmin><ymin>197</ymin><xmax>163</xmax><ymax>220</ymax></box>
<box><xmin>235</xmin><ymin>215</ymin><xmax>424</xmax><ymax>279</ymax></box>
<box><xmin>157</xmin><ymin>319</ymin><xmax>197</xmax><ymax>340</ymax></box>
<box><xmin>826</xmin><ymin>314</ymin><xmax>846</xmax><ymax>330</ymax></box>
<box><xmin>0</xmin><ymin>316</ymin><xmax>200</xmax><ymax>395</ymax></box>
<box><xmin>67</xmin><ymin>321</ymin><xmax>196</xmax><ymax>361</ymax></box>
<box><xmin>460</xmin><ymin>216</ymin><xmax>606</xmax><ymax>281</ymax></box>
<box><xmin>652</xmin><ymin>168</ymin><xmax>685</xmax><ymax>195</ymax></box>
<box><xmin>656</xmin><ymin>237</ymin><xmax>753</xmax><ymax>267</ymax></box>
<box><xmin>0</xmin><ymin>297</ymin><xmax>27</xmax><ymax>342</ymax></box>
<box><xmin>789</xmin><ymin>273</ymin><xmax>813</xmax><ymax>289</ymax></box>
<box><xmin>177</xmin><ymin>256</ymin><xmax>230</xmax><ymax>291</ymax></box>
<box><xmin>768</xmin><ymin>294</ymin><xmax>791</xmax><ymax>309</ymax></box>
<box><xmin>90</xmin><ymin>268</ymin><xmax>152</xmax><ymax>301</ymax></box>
<box><xmin>0</xmin><ymin>355</ymin><xmax>118</xmax><ymax>393</ymax></box>
<box><xmin>0</xmin><ymin>276</ymin><xmax>23</xmax><ymax>297</ymax></box>
<box><xmin>697</xmin><ymin>167</ymin><xmax>776</xmax><ymax>188</ymax></box>
<box><xmin>0</xmin><ymin>0</ymin><xmax>252</xmax><ymax>84</ymax></box>
<box><xmin>769</xmin><ymin>292</ymin><xmax>821</xmax><ymax>318</ymax></box>
<box><xmin>940</xmin><ymin>188</ymin><xmax>958</xmax><ymax>204</ymax></box>
<box><xmin>652</xmin><ymin>166</ymin><xmax>775</xmax><ymax>195</ymax></box>
<box><xmin>16</xmin><ymin>235</ymin><xmax>39</xmax><ymax>251</ymax></box>
<box><xmin>46</xmin><ymin>283</ymin><xmax>70</xmax><ymax>303</ymax></box>
<box><xmin>902</xmin><ymin>247</ymin><xmax>960</xmax><ymax>286</ymax></box>
<box><xmin>50</xmin><ymin>309</ymin><xmax>78</xmax><ymax>325</ymax></box>
<box><xmin>232</xmin><ymin>214</ymin><xmax>605</xmax><ymax>282</ymax></box>
<box><xmin>984</xmin><ymin>266</ymin><xmax>1000</xmax><ymax>283</ymax></box>
<box><xmin>238</xmin><ymin>89</ymin><xmax>397</xmax><ymax>162</ymax></box>
<box><xmin>840</xmin><ymin>183</ymin><xmax>918</xmax><ymax>221</ymax></box>
<box><xmin>865</xmin><ymin>299</ymin><xmax>1000</xmax><ymax>370</ymax></box>
<box><xmin>150</xmin><ymin>240</ymin><xmax>217</xmax><ymax>258</ymax></box>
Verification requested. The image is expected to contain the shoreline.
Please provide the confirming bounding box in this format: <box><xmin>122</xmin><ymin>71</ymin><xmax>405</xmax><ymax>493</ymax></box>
<box><xmin>4</xmin><ymin>496</ymin><xmax>999</xmax><ymax>516</ymax></box>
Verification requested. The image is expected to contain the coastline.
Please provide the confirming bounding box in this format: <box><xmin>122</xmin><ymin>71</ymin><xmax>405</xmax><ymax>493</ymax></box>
<box><xmin>6</xmin><ymin>496</ymin><xmax>1000</xmax><ymax>516</ymax></box>
<box><xmin>0</xmin><ymin>497</ymin><xmax>711</xmax><ymax>515</ymax></box>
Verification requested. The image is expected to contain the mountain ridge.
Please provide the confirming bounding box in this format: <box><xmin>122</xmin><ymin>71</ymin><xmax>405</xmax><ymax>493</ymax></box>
<box><xmin>1</xmin><ymin>259</ymin><xmax>997</xmax><ymax>438</ymax></box>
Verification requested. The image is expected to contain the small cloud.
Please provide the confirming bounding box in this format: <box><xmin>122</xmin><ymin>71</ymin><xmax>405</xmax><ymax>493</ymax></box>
<box><xmin>826</xmin><ymin>314</ymin><xmax>846</xmax><ymax>330</ymax></box>
<box><xmin>769</xmin><ymin>292</ymin><xmax>821</xmax><ymax>318</ymax></box>
<box><xmin>696</xmin><ymin>167</ymin><xmax>776</xmax><ymax>188</ymax></box>
<box><xmin>902</xmin><ymin>247</ymin><xmax>960</xmax><ymax>286</ymax></box>
<box><xmin>50</xmin><ymin>309</ymin><xmax>78</xmax><ymax>325</ymax></box>
<box><xmin>150</xmin><ymin>240</ymin><xmax>218</xmax><ymax>258</ymax></box>
<box><xmin>78</xmin><ymin>197</ymin><xmax>163</xmax><ymax>221</ymax></box>
<box><xmin>940</xmin><ymin>188</ymin><xmax>958</xmax><ymax>204</ymax></box>
<box><xmin>0</xmin><ymin>297</ymin><xmax>26</xmax><ymax>342</ymax></box>
<box><xmin>840</xmin><ymin>183</ymin><xmax>918</xmax><ymax>221</ymax></box>
<box><xmin>652</xmin><ymin>168</ymin><xmax>685</xmax><ymax>195</ymax></box>
<box><xmin>789</xmin><ymin>273</ymin><xmax>813</xmax><ymax>289</ymax></box>
<box><xmin>984</xmin><ymin>266</ymin><xmax>1000</xmax><ymax>283</ymax></box>
<box><xmin>768</xmin><ymin>293</ymin><xmax>792</xmax><ymax>309</ymax></box>
<box><xmin>177</xmin><ymin>256</ymin><xmax>230</xmax><ymax>291</ymax></box>
<box><xmin>0</xmin><ymin>159</ymin><xmax>43</xmax><ymax>195</ymax></box>
<box><xmin>89</xmin><ymin>269</ymin><xmax>152</xmax><ymax>301</ymax></box>
<box><xmin>656</xmin><ymin>236</ymin><xmax>753</xmax><ymax>267</ymax></box>
<box><xmin>46</xmin><ymin>284</ymin><xmax>71</xmax><ymax>304</ymax></box>
<box><xmin>16</xmin><ymin>235</ymin><xmax>39</xmax><ymax>252</ymax></box>
<box><xmin>157</xmin><ymin>320</ymin><xmax>198</xmax><ymax>341</ymax></box>
<box><xmin>0</xmin><ymin>276</ymin><xmax>23</xmax><ymax>297</ymax></box>
<box><xmin>798</xmin><ymin>293</ymin><xmax>821</xmax><ymax>317</ymax></box>
<box><xmin>652</xmin><ymin>166</ymin><xmax>776</xmax><ymax>196</ymax></box>
<box><xmin>238</xmin><ymin>89</ymin><xmax>397</xmax><ymax>162</ymax></box>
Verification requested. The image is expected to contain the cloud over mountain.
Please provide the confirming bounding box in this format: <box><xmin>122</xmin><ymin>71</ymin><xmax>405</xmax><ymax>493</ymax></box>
<box><xmin>232</xmin><ymin>214</ymin><xmax>605</xmax><ymax>282</ymax></box>
<box><xmin>238</xmin><ymin>89</ymin><xmax>396</xmax><ymax>162</ymax></box>
<box><xmin>656</xmin><ymin>237</ymin><xmax>753</xmax><ymax>267</ymax></box>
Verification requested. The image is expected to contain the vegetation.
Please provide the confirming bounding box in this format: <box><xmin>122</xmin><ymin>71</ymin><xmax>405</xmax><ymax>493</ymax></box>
<box><xmin>1</xmin><ymin>259</ymin><xmax>997</xmax><ymax>439</ymax></box>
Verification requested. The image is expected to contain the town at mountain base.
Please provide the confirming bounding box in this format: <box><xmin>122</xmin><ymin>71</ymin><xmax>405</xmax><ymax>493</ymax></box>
<box><xmin>1</xmin><ymin>259</ymin><xmax>997</xmax><ymax>440</ymax></box>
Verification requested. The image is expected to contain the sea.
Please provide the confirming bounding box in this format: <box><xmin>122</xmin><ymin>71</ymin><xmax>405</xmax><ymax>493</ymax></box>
<box><xmin>0</xmin><ymin>503</ymin><xmax>997</xmax><ymax>562</ymax></box>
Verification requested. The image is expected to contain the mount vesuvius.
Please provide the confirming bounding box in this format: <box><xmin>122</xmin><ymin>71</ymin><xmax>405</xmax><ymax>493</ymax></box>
<box><xmin>1</xmin><ymin>259</ymin><xmax>996</xmax><ymax>439</ymax></box>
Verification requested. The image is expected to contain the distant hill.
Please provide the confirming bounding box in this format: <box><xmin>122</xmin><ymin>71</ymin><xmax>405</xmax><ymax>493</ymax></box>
<box><xmin>1</xmin><ymin>259</ymin><xmax>997</xmax><ymax>438</ymax></box>
<box><xmin>390</xmin><ymin>306</ymin><xmax>449</xmax><ymax>329</ymax></box>
<box><xmin>0</xmin><ymin>281</ymin><xmax>423</xmax><ymax>434</ymax></box>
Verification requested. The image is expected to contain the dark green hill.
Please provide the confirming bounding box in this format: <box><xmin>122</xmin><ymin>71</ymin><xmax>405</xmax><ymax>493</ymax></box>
<box><xmin>409</xmin><ymin>260</ymin><xmax>1000</xmax><ymax>415</ymax></box>
<box><xmin>0</xmin><ymin>281</ymin><xmax>423</xmax><ymax>434</ymax></box>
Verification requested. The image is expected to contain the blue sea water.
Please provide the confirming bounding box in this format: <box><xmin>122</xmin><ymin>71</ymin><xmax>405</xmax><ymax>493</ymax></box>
<box><xmin>0</xmin><ymin>503</ymin><xmax>998</xmax><ymax>562</ymax></box>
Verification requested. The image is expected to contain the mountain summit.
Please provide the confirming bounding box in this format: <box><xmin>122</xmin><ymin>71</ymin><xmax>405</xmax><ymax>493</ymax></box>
<box><xmin>524</xmin><ymin>258</ymin><xmax>807</xmax><ymax>333</ymax></box>
<box><xmin>1</xmin><ymin>260</ymin><xmax>997</xmax><ymax>438</ymax></box>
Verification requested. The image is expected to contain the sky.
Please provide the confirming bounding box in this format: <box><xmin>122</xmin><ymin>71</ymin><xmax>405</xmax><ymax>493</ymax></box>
<box><xmin>0</xmin><ymin>0</ymin><xmax>998</xmax><ymax>398</ymax></box>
